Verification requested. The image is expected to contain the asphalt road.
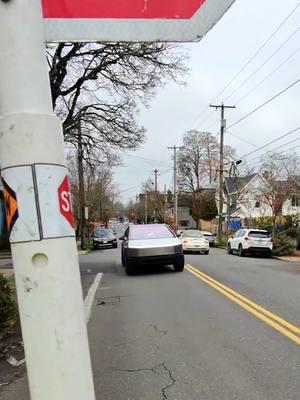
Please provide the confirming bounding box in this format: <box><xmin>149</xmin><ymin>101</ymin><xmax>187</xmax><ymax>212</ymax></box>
<box><xmin>1</xmin><ymin>246</ymin><xmax>299</xmax><ymax>399</ymax></box>
<box><xmin>85</xmin><ymin>246</ymin><xmax>299</xmax><ymax>400</ymax></box>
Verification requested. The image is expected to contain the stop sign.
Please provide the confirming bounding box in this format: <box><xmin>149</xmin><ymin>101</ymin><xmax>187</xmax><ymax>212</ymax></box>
<box><xmin>58</xmin><ymin>176</ymin><xmax>75</xmax><ymax>229</ymax></box>
<box><xmin>43</xmin><ymin>0</ymin><xmax>206</xmax><ymax>19</ymax></box>
<box><xmin>42</xmin><ymin>0</ymin><xmax>236</xmax><ymax>42</ymax></box>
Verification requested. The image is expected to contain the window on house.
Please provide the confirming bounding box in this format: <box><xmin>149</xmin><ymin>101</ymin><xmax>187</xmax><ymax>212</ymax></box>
<box><xmin>180</xmin><ymin>220</ymin><xmax>189</xmax><ymax>227</ymax></box>
<box><xmin>291</xmin><ymin>196</ymin><xmax>300</xmax><ymax>207</ymax></box>
<box><xmin>255</xmin><ymin>201</ymin><xmax>260</xmax><ymax>208</ymax></box>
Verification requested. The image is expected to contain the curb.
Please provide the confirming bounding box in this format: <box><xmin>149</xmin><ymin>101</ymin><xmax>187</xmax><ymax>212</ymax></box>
<box><xmin>78</xmin><ymin>250</ymin><xmax>89</xmax><ymax>256</ymax></box>
<box><xmin>273</xmin><ymin>256</ymin><xmax>300</xmax><ymax>262</ymax></box>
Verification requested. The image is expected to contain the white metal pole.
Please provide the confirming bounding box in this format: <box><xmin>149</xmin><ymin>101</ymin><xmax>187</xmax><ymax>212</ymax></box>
<box><xmin>174</xmin><ymin>147</ymin><xmax>178</xmax><ymax>231</ymax></box>
<box><xmin>0</xmin><ymin>1</ymin><xmax>95</xmax><ymax>400</ymax></box>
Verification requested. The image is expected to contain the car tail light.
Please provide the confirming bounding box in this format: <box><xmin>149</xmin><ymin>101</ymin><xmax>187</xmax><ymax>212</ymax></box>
<box><xmin>183</xmin><ymin>240</ymin><xmax>188</xmax><ymax>244</ymax></box>
<box><xmin>244</xmin><ymin>237</ymin><xmax>252</xmax><ymax>241</ymax></box>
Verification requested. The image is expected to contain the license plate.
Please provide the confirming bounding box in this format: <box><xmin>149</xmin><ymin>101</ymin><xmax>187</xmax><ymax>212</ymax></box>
<box><xmin>254</xmin><ymin>240</ymin><xmax>265</xmax><ymax>245</ymax></box>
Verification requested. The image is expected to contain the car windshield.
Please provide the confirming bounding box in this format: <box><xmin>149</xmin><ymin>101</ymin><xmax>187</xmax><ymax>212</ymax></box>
<box><xmin>182</xmin><ymin>230</ymin><xmax>204</xmax><ymax>238</ymax></box>
<box><xmin>94</xmin><ymin>229</ymin><xmax>114</xmax><ymax>238</ymax></box>
<box><xmin>248</xmin><ymin>231</ymin><xmax>270</xmax><ymax>238</ymax></box>
<box><xmin>129</xmin><ymin>225</ymin><xmax>174</xmax><ymax>240</ymax></box>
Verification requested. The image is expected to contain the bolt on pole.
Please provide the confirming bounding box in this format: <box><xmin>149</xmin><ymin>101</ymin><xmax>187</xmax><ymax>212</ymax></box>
<box><xmin>0</xmin><ymin>1</ymin><xmax>95</xmax><ymax>399</ymax></box>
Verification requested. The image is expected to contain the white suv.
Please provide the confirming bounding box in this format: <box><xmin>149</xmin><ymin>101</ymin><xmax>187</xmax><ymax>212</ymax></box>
<box><xmin>227</xmin><ymin>229</ymin><xmax>273</xmax><ymax>257</ymax></box>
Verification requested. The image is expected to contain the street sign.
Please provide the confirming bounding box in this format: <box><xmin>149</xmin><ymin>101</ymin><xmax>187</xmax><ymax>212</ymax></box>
<box><xmin>1</xmin><ymin>167</ymin><xmax>41</xmax><ymax>243</ymax></box>
<box><xmin>42</xmin><ymin>0</ymin><xmax>236</xmax><ymax>42</ymax></box>
<box><xmin>36</xmin><ymin>165</ymin><xmax>75</xmax><ymax>236</ymax></box>
<box><xmin>58</xmin><ymin>175</ymin><xmax>75</xmax><ymax>229</ymax></box>
<box><xmin>2</xmin><ymin>178</ymin><xmax>19</xmax><ymax>233</ymax></box>
<box><xmin>0</xmin><ymin>165</ymin><xmax>75</xmax><ymax>243</ymax></box>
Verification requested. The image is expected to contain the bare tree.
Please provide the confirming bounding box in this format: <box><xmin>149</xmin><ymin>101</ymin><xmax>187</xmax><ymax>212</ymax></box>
<box><xmin>257</xmin><ymin>153</ymin><xmax>300</xmax><ymax>236</ymax></box>
<box><xmin>135</xmin><ymin>179</ymin><xmax>166</xmax><ymax>223</ymax></box>
<box><xmin>67</xmin><ymin>151</ymin><xmax>119</xmax><ymax>227</ymax></box>
<box><xmin>191</xmin><ymin>190</ymin><xmax>218</xmax><ymax>229</ymax></box>
<box><xmin>47</xmin><ymin>42</ymin><xmax>188</xmax><ymax>160</ymax></box>
<box><xmin>178</xmin><ymin>130</ymin><xmax>236</xmax><ymax>193</ymax></box>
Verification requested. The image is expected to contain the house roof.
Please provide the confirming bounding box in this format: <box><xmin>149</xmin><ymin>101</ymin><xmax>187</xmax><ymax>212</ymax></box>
<box><xmin>224</xmin><ymin>174</ymin><xmax>256</xmax><ymax>194</ymax></box>
<box><xmin>177</xmin><ymin>194</ymin><xmax>193</xmax><ymax>207</ymax></box>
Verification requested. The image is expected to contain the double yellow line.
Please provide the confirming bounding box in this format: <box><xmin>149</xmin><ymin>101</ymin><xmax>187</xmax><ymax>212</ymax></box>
<box><xmin>186</xmin><ymin>264</ymin><xmax>300</xmax><ymax>345</ymax></box>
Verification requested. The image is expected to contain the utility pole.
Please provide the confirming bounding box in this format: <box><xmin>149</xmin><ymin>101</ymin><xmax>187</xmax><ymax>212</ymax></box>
<box><xmin>145</xmin><ymin>191</ymin><xmax>148</xmax><ymax>224</ymax></box>
<box><xmin>78</xmin><ymin>120</ymin><xmax>86</xmax><ymax>250</ymax></box>
<box><xmin>210</xmin><ymin>103</ymin><xmax>236</xmax><ymax>238</ymax></box>
<box><xmin>153</xmin><ymin>169</ymin><xmax>159</xmax><ymax>192</ymax></box>
<box><xmin>168</xmin><ymin>146</ymin><xmax>183</xmax><ymax>231</ymax></box>
<box><xmin>0</xmin><ymin>2</ymin><xmax>95</xmax><ymax>400</ymax></box>
<box><xmin>163</xmin><ymin>184</ymin><xmax>167</xmax><ymax>223</ymax></box>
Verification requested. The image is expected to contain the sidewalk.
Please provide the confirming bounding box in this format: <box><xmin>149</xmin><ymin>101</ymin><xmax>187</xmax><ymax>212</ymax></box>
<box><xmin>276</xmin><ymin>255</ymin><xmax>300</xmax><ymax>262</ymax></box>
<box><xmin>275</xmin><ymin>250</ymin><xmax>300</xmax><ymax>262</ymax></box>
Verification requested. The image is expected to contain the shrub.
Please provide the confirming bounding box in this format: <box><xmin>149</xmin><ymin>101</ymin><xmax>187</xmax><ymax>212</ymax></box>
<box><xmin>254</xmin><ymin>217</ymin><xmax>273</xmax><ymax>232</ymax></box>
<box><xmin>0</xmin><ymin>274</ymin><xmax>18</xmax><ymax>334</ymax></box>
<box><xmin>272</xmin><ymin>234</ymin><xmax>295</xmax><ymax>257</ymax></box>
<box><xmin>215</xmin><ymin>235</ymin><xmax>228</xmax><ymax>248</ymax></box>
<box><xmin>282</xmin><ymin>227</ymin><xmax>298</xmax><ymax>239</ymax></box>
<box><xmin>296</xmin><ymin>226</ymin><xmax>300</xmax><ymax>250</ymax></box>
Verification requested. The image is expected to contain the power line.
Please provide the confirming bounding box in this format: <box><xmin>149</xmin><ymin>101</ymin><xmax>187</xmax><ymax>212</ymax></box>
<box><xmin>118</xmin><ymin>185</ymin><xmax>141</xmax><ymax>194</ymax></box>
<box><xmin>160</xmin><ymin>167</ymin><xmax>173</xmax><ymax>175</ymax></box>
<box><xmin>227</xmin><ymin>78</ymin><xmax>300</xmax><ymax>129</ymax></box>
<box><xmin>245</xmin><ymin>136</ymin><xmax>300</xmax><ymax>162</ymax></box>
<box><xmin>244</xmin><ymin>137</ymin><xmax>300</xmax><ymax>165</ymax></box>
<box><xmin>226</xmin><ymin>131</ymin><xmax>259</xmax><ymax>148</ymax></box>
<box><xmin>224</xmin><ymin>27</ymin><xmax>300</xmax><ymax>101</ymax></box>
<box><xmin>128</xmin><ymin>154</ymin><xmax>171</xmax><ymax>165</ymax></box>
<box><xmin>217</xmin><ymin>1</ymin><xmax>300</xmax><ymax>99</ymax></box>
<box><xmin>235</xmin><ymin>47</ymin><xmax>300</xmax><ymax>105</ymax></box>
<box><xmin>186</xmin><ymin>2</ymin><xmax>300</xmax><ymax>130</ymax></box>
<box><xmin>239</xmin><ymin>126</ymin><xmax>300</xmax><ymax>160</ymax></box>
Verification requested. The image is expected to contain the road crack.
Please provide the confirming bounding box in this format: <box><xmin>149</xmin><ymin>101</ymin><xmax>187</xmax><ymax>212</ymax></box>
<box><xmin>114</xmin><ymin>361</ymin><xmax>176</xmax><ymax>400</ymax></box>
<box><xmin>151</xmin><ymin>324</ymin><xmax>167</xmax><ymax>336</ymax></box>
<box><xmin>160</xmin><ymin>362</ymin><xmax>176</xmax><ymax>400</ymax></box>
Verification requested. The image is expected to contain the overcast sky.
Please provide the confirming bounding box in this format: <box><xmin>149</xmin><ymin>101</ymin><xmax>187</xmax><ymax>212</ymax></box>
<box><xmin>115</xmin><ymin>0</ymin><xmax>300</xmax><ymax>203</ymax></box>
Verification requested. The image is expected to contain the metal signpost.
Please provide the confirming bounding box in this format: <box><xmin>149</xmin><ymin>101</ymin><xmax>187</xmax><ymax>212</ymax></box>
<box><xmin>0</xmin><ymin>0</ymin><xmax>236</xmax><ymax>399</ymax></box>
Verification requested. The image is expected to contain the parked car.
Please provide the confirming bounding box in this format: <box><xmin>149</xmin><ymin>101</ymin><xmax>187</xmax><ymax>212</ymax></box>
<box><xmin>120</xmin><ymin>224</ymin><xmax>184</xmax><ymax>275</ymax></box>
<box><xmin>93</xmin><ymin>228</ymin><xmax>118</xmax><ymax>250</ymax></box>
<box><xmin>200</xmin><ymin>231</ymin><xmax>216</xmax><ymax>247</ymax></box>
<box><xmin>227</xmin><ymin>229</ymin><xmax>273</xmax><ymax>257</ymax></box>
<box><xmin>181</xmin><ymin>230</ymin><xmax>210</xmax><ymax>254</ymax></box>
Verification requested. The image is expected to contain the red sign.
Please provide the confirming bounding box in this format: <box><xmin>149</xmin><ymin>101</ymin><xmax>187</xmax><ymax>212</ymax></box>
<box><xmin>58</xmin><ymin>176</ymin><xmax>75</xmax><ymax>228</ymax></box>
<box><xmin>43</xmin><ymin>0</ymin><xmax>236</xmax><ymax>43</ymax></box>
<box><xmin>42</xmin><ymin>0</ymin><xmax>206</xmax><ymax>19</ymax></box>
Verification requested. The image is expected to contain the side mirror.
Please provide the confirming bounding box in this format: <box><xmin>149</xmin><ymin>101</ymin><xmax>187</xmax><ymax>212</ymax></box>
<box><xmin>119</xmin><ymin>236</ymin><xmax>125</xmax><ymax>241</ymax></box>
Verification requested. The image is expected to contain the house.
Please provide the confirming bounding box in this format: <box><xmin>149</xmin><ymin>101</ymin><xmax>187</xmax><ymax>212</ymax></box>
<box><xmin>177</xmin><ymin>193</ymin><xmax>195</xmax><ymax>230</ymax></box>
<box><xmin>167</xmin><ymin>188</ymin><xmax>217</xmax><ymax>231</ymax></box>
<box><xmin>224</xmin><ymin>173</ymin><xmax>300</xmax><ymax>224</ymax></box>
<box><xmin>165</xmin><ymin>192</ymin><xmax>195</xmax><ymax>230</ymax></box>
